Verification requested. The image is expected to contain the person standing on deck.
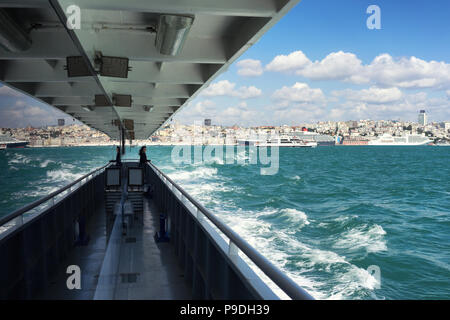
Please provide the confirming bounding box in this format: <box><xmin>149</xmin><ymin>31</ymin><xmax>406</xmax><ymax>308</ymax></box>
<box><xmin>139</xmin><ymin>146</ymin><xmax>150</xmax><ymax>183</ymax></box>
<box><xmin>115</xmin><ymin>146</ymin><xmax>122</xmax><ymax>167</ymax></box>
<box><xmin>139</xmin><ymin>146</ymin><xmax>149</xmax><ymax>166</ymax></box>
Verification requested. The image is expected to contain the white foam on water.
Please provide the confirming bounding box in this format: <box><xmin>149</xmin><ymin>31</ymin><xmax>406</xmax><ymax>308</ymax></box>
<box><xmin>334</xmin><ymin>215</ymin><xmax>358</xmax><ymax>222</ymax></box>
<box><xmin>290</xmin><ymin>175</ymin><xmax>301</xmax><ymax>181</ymax></box>
<box><xmin>39</xmin><ymin>159</ymin><xmax>55</xmax><ymax>168</ymax></box>
<box><xmin>333</xmin><ymin>224</ymin><xmax>387</xmax><ymax>253</ymax></box>
<box><xmin>326</xmin><ymin>265</ymin><xmax>380</xmax><ymax>300</ymax></box>
<box><xmin>46</xmin><ymin>169</ymin><xmax>84</xmax><ymax>184</ymax></box>
<box><xmin>209</xmin><ymin>208</ymin><xmax>326</xmax><ymax>299</ymax></box>
<box><xmin>60</xmin><ymin>162</ymin><xmax>76</xmax><ymax>170</ymax></box>
<box><xmin>215</xmin><ymin>206</ymin><xmax>385</xmax><ymax>299</ymax></box>
<box><xmin>279</xmin><ymin>208</ymin><xmax>310</xmax><ymax>226</ymax></box>
<box><xmin>165</xmin><ymin>163</ymin><xmax>382</xmax><ymax>300</ymax></box>
<box><xmin>302</xmin><ymin>248</ymin><xmax>348</xmax><ymax>266</ymax></box>
<box><xmin>8</xmin><ymin>154</ymin><xmax>31</xmax><ymax>165</ymax></box>
<box><xmin>203</xmin><ymin>157</ymin><xmax>225</xmax><ymax>165</ymax></box>
<box><xmin>169</xmin><ymin>167</ymin><xmax>218</xmax><ymax>182</ymax></box>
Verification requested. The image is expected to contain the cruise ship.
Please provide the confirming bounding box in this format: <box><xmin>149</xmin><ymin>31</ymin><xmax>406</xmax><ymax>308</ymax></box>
<box><xmin>238</xmin><ymin>136</ymin><xmax>317</xmax><ymax>148</ymax></box>
<box><xmin>0</xmin><ymin>0</ymin><xmax>313</xmax><ymax>300</ymax></box>
<box><xmin>0</xmin><ymin>134</ymin><xmax>29</xmax><ymax>149</ymax></box>
<box><xmin>368</xmin><ymin>134</ymin><xmax>432</xmax><ymax>146</ymax></box>
<box><xmin>291</xmin><ymin>131</ymin><xmax>336</xmax><ymax>146</ymax></box>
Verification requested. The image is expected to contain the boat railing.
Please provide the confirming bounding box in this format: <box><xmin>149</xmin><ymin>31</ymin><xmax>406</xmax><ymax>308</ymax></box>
<box><xmin>0</xmin><ymin>163</ymin><xmax>110</xmax><ymax>239</ymax></box>
<box><xmin>147</xmin><ymin>161</ymin><xmax>313</xmax><ymax>300</ymax></box>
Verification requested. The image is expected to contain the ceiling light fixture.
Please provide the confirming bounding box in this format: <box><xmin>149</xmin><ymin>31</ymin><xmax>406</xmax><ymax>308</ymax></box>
<box><xmin>155</xmin><ymin>15</ymin><xmax>194</xmax><ymax>56</ymax></box>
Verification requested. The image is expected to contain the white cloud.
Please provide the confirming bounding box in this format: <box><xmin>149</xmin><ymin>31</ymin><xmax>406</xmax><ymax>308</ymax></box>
<box><xmin>297</xmin><ymin>51</ymin><xmax>366</xmax><ymax>83</ymax></box>
<box><xmin>266</xmin><ymin>51</ymin><xmax>310</xmax><ymax>72</ymax></box>
<box><xmin>366</xmin><ymin>54</ymin><xmax>450</xmax><ymax>89</ymax></box>
<box><xmin>201</xmin><ymin>80</ymin><xmax>235</xmax><ymax>96</ymax></box>
<box><xmin>237</xmin><ymin>59</ymin><xmax>263</xmax><ymax>76</ymax></box>
<box><xmin>235</xmin><ymin>86</ymin><xmax>262</xmax><ymax>99</ymax></box>
<box><xmin>191</xmin><ymin>100</ymin><xmax>216</xmax><ymax>114</ymax></box>
<box><xmin>272</xmin><ymin>82</ymin><xmax>326</xmax><ymax>105</ymax></box>
<box><xmin>201</xmin><ymin>80</ymin><xmax>262</xmax><ymax>99</ymax></box>
<box><xmin>0</xmin><ymin>99</ymin><xmax>67</xmax><ymax>128</ymax></box>
<box><xmin>268</xmin><ymin>82</ymin><xmax>328</xmax><ymax>124</ymax></box>
<box><xmin>174</xmin><ymin>98</ymin><xmax>263</xmax><ymax>126</ymax></box>
<box><xmin>266</xmin><ymin>50</ymin><xmax>450</xmax><ymax>90</ymax></box>
<box><xmin>332</xmin><ymin>87</ymin><xmax>403</xmax><ymax>104</ymax></box>
<box><xmin>328</xmin><ymin>90</ymin><xmax>450</xmax><ymax>122</ymax></box>
<box><xmin>238</xmin><ymin>101</ymin><xmax>247</xmax><ymax>108</ymax></box>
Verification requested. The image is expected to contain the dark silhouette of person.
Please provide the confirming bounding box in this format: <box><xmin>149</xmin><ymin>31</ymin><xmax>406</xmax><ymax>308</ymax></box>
<box><xmin>115</xmin><ymin>146</ymin><xmax>122</xmax><ymax>166</ymax></box>
<box><xmin>139</xmin><ymin>146</ymin><xmax>150</xmax><ymax>183</ymax></box>
<box><xmin>139</xmin><ymin>146</ymin><xmax>148</xmax><ymax>166</ymax></box>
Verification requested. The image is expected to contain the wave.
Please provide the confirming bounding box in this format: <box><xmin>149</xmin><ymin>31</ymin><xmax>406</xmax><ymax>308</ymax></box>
<box><xmin>168</xmin><ymin>167</ymin><xmax>218</xmax><ymax>182</ymax></box>
<box><xmin>259</xmin><ymin>208</ymin><xmax>310</xmax><ymax>228</ymax></box>
<box><xmin>46</xmin><ymin>169</ymin><xmax>85</xmax><ymax>184</ymax></box>
<box><xmin>8</xmin><ymin>154</ymin><xmax>31</xmax><ymax>165</ymax></box>
<box><xmin>208</xmin><ymin>205</ymin><xmax>379</xmax><ymax>300</ymax></box>
<box><xmin>161</xmin><ymin>161</ymin><xmax>387</xmax><ymax>299</ymax></box>
<box><xmin>39</xmin><ymin>159</ymin><xmax>55</xmax><ymax>168</ymax></box>
<box><xmin>333</xmin><ymin>224</ymin><xmax>387</xmax><ymax>253</ymax></box>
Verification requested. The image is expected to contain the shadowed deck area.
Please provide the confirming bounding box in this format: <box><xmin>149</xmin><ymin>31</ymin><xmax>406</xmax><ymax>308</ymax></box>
<box><xmin>38</xmin><ymin>196</ymin><xmax>192</xmax><ymax>300</ymax></box>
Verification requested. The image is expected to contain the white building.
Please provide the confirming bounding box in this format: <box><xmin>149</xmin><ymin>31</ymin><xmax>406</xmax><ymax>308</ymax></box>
<box><xmin>444</xmin><ymin>122</ymin><xmax>450</xmax><ymax>132</ymax></box>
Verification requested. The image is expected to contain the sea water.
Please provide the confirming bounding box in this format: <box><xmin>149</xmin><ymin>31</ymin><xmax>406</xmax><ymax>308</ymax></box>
<box><xmin>0</xmin><ymin>145</ymin><xmax>449</xmax><ymax>299</ymax></box>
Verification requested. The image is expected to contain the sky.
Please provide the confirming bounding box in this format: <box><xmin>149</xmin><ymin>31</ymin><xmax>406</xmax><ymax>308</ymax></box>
<box><xmin>1</xmin><ymin>0</ymin><xmax>450</xmax><ymax>128</ymax></box>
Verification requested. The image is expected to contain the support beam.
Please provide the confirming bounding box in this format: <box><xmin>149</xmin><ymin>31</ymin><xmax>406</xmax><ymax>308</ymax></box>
<box><xmin>57</xmin><ymin>0</ymin><xmax>280</xmax><ymax>17</ymax></box>
<box><xmin>75</xmin><ymin>31</ymin><xmax>228</xmax><ymax>63</ymax></box>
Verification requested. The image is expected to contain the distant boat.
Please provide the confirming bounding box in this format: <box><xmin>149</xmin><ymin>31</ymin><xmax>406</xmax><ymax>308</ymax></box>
<box><xmin>0</xmin><ymin>134</ymin><xmax>29</xmax><ymax>149</ymax></box>
<box><xmin>368</xmin><ymin>134</ymin><xmax>431</xmax><ymax>146</ymax></box>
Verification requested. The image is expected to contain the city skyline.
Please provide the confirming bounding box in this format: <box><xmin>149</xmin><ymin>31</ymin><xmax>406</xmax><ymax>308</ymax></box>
<box><xmin>1</xmin><ymin>0</ymin><xmax>450</xmax><ymax>128</ymax></box>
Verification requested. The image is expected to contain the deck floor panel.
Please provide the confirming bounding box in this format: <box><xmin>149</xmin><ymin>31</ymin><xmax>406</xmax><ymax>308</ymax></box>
<box><xmin>38</xmin><ymin>195</ymin><xmax>191</xmax><ymax>300</ymax></box>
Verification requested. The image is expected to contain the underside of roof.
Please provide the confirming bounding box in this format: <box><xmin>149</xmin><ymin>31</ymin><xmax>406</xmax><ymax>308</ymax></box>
<box><xmin>0</xmin><ymin>0</ymin><xmax>300</xmax><ymax>140</ymax></box>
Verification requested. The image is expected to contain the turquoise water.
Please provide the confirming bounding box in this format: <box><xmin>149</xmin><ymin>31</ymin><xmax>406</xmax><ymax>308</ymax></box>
<box><xmin>1</xmin><ymin>145</ymin><xmax>449</xmax><ymax>299</ymax></box>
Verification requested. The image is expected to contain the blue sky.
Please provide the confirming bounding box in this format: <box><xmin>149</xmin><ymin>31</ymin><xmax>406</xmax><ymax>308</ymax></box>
<box><xmin>1</xmin><ymin>0</ymin><xmax>450</xmax><ymax>128</ymax></box>
<box><xmin>175</xmin><ymin>0</ymin><xmax>450</xmax><ymax>126</ymax></box>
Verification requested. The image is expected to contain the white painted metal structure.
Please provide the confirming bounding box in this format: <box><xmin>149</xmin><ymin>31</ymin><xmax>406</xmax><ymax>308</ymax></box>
<box><xmin>0</xmin><ymin>0</ymin><xmax>300</xmax><ymax>140</ymax></box>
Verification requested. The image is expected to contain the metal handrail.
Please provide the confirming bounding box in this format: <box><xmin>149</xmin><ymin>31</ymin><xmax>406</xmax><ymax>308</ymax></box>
<box><xmin>0</xmin><ymin>163</ymin><xmax>110</xmax><ymax>227</ymax></box>
<box><xmin>147</xmin><ymin>161</ymin><xmax>314</xmax><ymax>300</ymax></box>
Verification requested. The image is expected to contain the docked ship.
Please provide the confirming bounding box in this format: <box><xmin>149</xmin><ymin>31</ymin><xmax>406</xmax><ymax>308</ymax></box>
<box><xmin>0</xmin><ymin>0</ymin><xmax>313</xmax><ymax>300</ymax></box>
<box><xmin>238</xmin><ymin>136</ymin><xmax>317</xmax><ymax>148</ymax></box>
<box><xmin>291</xmin><ymin>131</ymin><xmax>336</xmax><ymax>146</ymax></box>
<box><xmin>368</xmin><ymin>134</ymin><xmax>432</xmax><ymax>146</ymax></box>
<box><xmin>0</xmin><ymin>134</ymin><xmax>29</xmax><ymax>149</ymax></box>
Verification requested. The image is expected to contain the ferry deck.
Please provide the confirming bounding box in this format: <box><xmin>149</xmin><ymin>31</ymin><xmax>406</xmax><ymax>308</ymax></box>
<box><xmin>0</xmin><ymin>0</ymin><xmax>313</xmax><ymax>300</ymax></box>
